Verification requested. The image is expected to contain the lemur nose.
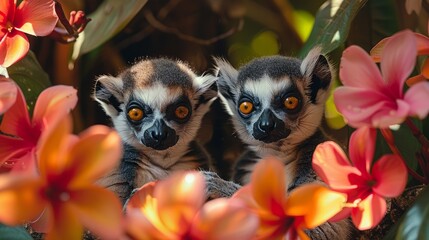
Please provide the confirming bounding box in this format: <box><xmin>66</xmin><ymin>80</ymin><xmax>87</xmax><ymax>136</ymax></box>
<box><xmin>258</xmin><ymin>110</ymin><xmax>276</xmax><ymax>133</ymax></box>
<box><xmin>150</xmin><ymin>120</ymin><xmax>168</xmax><ymax>142</ymax></box>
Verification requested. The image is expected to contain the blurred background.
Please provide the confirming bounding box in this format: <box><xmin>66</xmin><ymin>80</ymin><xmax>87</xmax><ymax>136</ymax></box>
<box><xmin>21</xmin><ymin>0</ymin><xmax>428</xmax><ymax>178</ymax></box>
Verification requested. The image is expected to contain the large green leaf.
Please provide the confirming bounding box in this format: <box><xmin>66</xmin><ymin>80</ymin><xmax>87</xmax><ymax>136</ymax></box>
<box><xmin>71</xmin><ymin>0</ymin><xmax>148</xmax><ymax>62</ymax></box>
<box><xmin>384</xmin><ymin>186</ymin><xmax>429</xmax><ymax>240</ymax></box>
<box><xmin>7</xmin><ymin>51</ymin><xmax>51</xmax><ymax>112</ymax></box>
<box><xmin>0</xmin><ymin>224</ymin><xmax>33</xmax><ymax>240</ymax></box>
<box><xmin>299</xmin><ymin>0</ymin><xmax>367</xmax><ymax>57</ymax></box>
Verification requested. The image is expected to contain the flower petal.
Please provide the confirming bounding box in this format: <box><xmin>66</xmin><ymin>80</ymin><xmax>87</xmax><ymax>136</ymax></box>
<box><xmin>251</xmin><ymin>157</ymin><xmax>286</xmax><ymax>216</ymax></box>
<box><xmin>191</xmin><ymin>198</ymin><xmax>259</xmax><ymax>240</ymax></box>
<box><xmin>370</xmin><ymin>99</ymin><xmax>410</xmax><ymax>128</ymax></box>
<box><xmin>415</xmin><ymin>33</ymin><xmax>429</xmax><ymax>55</ymax></box>
<box><xmin>371</xmin><ymin>154</ymin><xmax>407</xmax><ymax>198</ymax></box>
<box><xmin>0</xmin><ymin>31</ymin><xmax>29</xmax><ymax>67</ymax></box>
<box><xmin>66</xmin><ymin>125</ymin><xmax>122</xmax><ymax>187</ymax></box>
<box><xmin>37</xmin><ymin>115</ymin><xmax>73</xmax><ymax>179</ymax></box>
<box><xmin>285</xmin><ymin>183</ymin><xmax>346</xmax><ymax>228</ymax></box>
<box><xmin>125</xmin><ymin>208</ymin><xmax>166</xmax><ymax>240</ymax></box>
<box><xmin>404</xmin><ymin>81</ymin><xmax>429</xmax><ymax>119</ymax></box>
<box><xmin>349</xmin><ymin>127</ymin><xmax>376</xmax><ymax>174</ymax></box>
<box><xmin>126</xmin><ymin>182</ymin><xmax>173</xmax><ymax>237</ymax></box>
<box><xmin>380</xmin><ymin>30</ymin><xmax>417</xmax><ymax>93</ymax></box>
<box><xmin>0</xmin><ymin>0</ymin><xmax>15</xmax><ymax>27</ymax></box>
<box><xmin>339</xmin><ymin>45</ymin><xmax>384</xmax><ymax>90</ymax></box>
<box><xmin>0</xmin><ymin>77</ymin><xmax>31</xmax><ymax>137</ymax></box>
<box><xmin>351</xmin><ymin>194</ymin><xmax>386</xmax><ymax>230</ymax></box>
<box><xmin>0</xmin><ymin>77</ymin><xmax>17</xmax><ymax>114</ymax></box>
<box><xmin>155</xmin><ymin>171</ymin><xmax>205</xmax><ymax>235</ymax></box>
<box><xmin>0</xmin><ymin>134</ymin><xmax>29</xmax><ymax>167</ymax></box>
<box><xmin>0</xmin><ymin>175</ymin><xmax>45</xmax><ymax>225</ymax></box>
<box><xmin>32</xmin><ymin>85</ymin><xmax>77</xmax><ymax>130</ymax></box>
<box><xmin>333</xmin><ymin>87</ymin><xmax>391</xmax><ymax>128</ymax></box>
<box><xmin>14</xmin><ymin>0</ymin><xmax>58</xmax><ymax>36</ymax></box>
<box><xmin>312</xmin><ymin>141</ymin><xmax>360</xmax><ymax>191</ymax></box>
<box><xmin>69</xmin><ymin>186</ymin><xmax>123</xmax><ymax>239</ymax></box>
<box><xmin>45</xmin><ymin>203</ymin><xmax>83</xmax><ymax>240</ymax></box>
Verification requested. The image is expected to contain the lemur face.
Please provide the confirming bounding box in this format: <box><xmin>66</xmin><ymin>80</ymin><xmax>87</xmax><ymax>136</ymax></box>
<box><xmin>94</xmin><ymin>58</ymin><xmax>217</xmax><ymax>151</ymax></box>
<box><xmin>216</xmin><ymin>48</ymin><xmax>332</xmax><ymax>146</ymax></box>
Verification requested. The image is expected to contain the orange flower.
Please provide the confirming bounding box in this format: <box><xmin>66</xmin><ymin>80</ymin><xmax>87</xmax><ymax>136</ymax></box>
<box><xmin>0</xmin><ymin>76</ymin><xmax>17</xmax><ymax>114</ymax></box>
<box><xmin>232</xmin><ymin>157</ymin><xmax>346</xmax><ymax>240</ymax></box>
<box><xmin>125</xmin><ymin>171</ymin><xmax>259</xmax><ymax>240</ymax></box>
<box><xmin>0</xmin><ymin>0</ymin><xmax>58</xmax><ymax>67</ymax></box>
<box><xmin>0</xmin><ymin>85</ymin><xmax>77</xmax><ymax>172</ymax></box>
<box><xmin>371</xmin><ymin>27</ymin><xmax>429</xmax><ymax>86</ymax></box>
<box><xmin>0</xmin><ymin>116</ymin><xmax>124</xmax><ymax>240</ymax></box>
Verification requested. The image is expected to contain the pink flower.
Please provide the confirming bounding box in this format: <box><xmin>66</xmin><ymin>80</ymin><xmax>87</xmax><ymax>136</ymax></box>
<box><xmin>0</xmin><ymin>0</ymin><xmax>58</xmax><ymax>67</ymax></box>
<box><xmin>0</xmin><ymin>85</ymin><xmax>77</xmax><ymax>172</ymax></box>
<box><xmin>0</xmin><ymin>76</ymin><xmax>17</xmax><ymax>114</ymax></box>
<box><xmin>334</xmin><ymin>30</ymin><xmax>429</xmax><ymax>128</ymax></box>
<box><xmin>312</xmin><ymin>127</ymin><xmax>408</xmax><ymax>230</ymax></box>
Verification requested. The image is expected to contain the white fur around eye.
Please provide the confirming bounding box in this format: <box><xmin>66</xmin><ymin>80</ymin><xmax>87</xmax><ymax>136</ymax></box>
<box><xmin>243</xmin><ymin>75</ymin><xmax>292</xmax><ymax>108</ymax></box>
<box><xmin>133</xmin><ymin>83</ymin><xmax>184</xmax><ymax>110</ymax></box>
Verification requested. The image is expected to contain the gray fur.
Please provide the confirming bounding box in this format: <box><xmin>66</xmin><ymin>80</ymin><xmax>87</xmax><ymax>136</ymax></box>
<box><xmin>94</xmin><ymin>58</ymin><xmax>218</xmax><ymax>204</ymax></box>
<box><xmin>213</xmin><ymin>48</ymin><xmax>355</xmax><ymax>239</ymax></box>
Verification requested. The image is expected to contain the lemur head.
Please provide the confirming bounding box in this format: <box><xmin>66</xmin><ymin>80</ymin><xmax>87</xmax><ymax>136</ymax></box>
<box><xmin>215</xmin><ymin>48</ymin><xmax>332</xmax><ymax>148</ymax></box>
<box><xmin>94</xmin><ymin>58</ymin><xmax>217</xmax><ymax>152</ymax></box>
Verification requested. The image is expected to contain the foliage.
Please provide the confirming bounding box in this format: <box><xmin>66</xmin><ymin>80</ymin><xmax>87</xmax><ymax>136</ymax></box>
<box><xmin>0</xmin><ymin>0</ymin><xmax>429</xmax><ymax>239</ymax></box>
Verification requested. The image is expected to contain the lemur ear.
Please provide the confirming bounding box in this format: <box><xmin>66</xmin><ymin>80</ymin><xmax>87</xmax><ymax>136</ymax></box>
<box><xmin>300</xmin><ymin>47</ymin><xmax>332</xmax><ymax>104</ymax></box>
<box><xmin>194</xmin><ymin>74</ymin><xmax>218</xmax><ymax>105</ymax></box>
<box><xmin>214</xmin><ymin>58</ymin><xmax>239</xmax><ymax>101</ymax></box>
<box><xmin>94</xmin><ymin>75</ymin><xmax>124</xmax><ymax>117</ymax></box>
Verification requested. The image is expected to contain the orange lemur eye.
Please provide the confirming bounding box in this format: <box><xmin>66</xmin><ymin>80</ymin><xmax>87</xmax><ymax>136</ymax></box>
<box><xmin>175</xmin><ymin>106</ymin><xmax>190</xmax><ymax>119</ymax></box>
<box><xmin>284</xmin><ymin>96</ymin><xmax>299</xmax><ymax>110</ymax></box>
<box><xmin>128</xmin><ymin>108</ymin><xmax>144</xmax><ymax>121</ymax></box>
<box><xmin>239</xmin><ymin>101</ymin><xmax>254</xmax><ymax>114</ymax></box>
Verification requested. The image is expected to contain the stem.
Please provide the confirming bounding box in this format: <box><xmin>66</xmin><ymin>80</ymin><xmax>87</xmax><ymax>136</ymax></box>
<box><xmin>54</xmin><ymin>1</ymin><xmax>78</xmax><ymax>37</ymax></box>
<box><xmin>405</xmin><ymin>118</ymin><xmax>429</xmax><ymax>152</ymax></box>
<box><xmin>380</xmin><ymin>128</ymin><xmax>427</xmax><ymax>184</ymax></box>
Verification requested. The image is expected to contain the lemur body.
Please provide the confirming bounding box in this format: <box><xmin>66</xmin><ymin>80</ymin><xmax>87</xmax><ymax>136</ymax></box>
<box><xmin>94</xmin><ymin>58</ymin><xmax>217</xmax><ymax>203</ymax></box>
<box><xmin>215</xmin><ymin>48</ymin><xmax>355</xmax><ymax>239</ymax></box>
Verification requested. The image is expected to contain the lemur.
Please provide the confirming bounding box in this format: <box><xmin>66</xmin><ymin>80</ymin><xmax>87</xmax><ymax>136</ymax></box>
<box><xmin>214</xmin><ymin>48</ymin><xmax>355</xmax><ymax>239</ymax></box>
<box><xmin>93</xmin><ymin>58</ymin><xmax>218</xmax><ymax>204</ymax></box>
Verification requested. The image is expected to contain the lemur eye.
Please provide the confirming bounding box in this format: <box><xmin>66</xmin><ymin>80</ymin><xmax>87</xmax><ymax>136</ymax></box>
<box><xmin>284</xmin><ymin>96</ymin><xmax>299</xmax><ymax>110</ymax></box>
<box><xmin>239</xmin><ymin>101</ymin><xmax>254</xmax><ymax>114</ymax></box>
<box><xmin>175</xmin><ymin>106</ymin><xmax>190</xmax><ymax>119</ymax></box>
<box><xmin>128</xmin><ymin>108</ymin><xmax>144</xmax><ymax>121</ymax></box>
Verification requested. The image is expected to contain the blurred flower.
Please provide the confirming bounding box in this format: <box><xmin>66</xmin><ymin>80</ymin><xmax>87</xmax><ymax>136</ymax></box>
<box><xmin>0</xmin><ymin>76</ymin><xmax>17</xmax><ymax>114</ymax></box>
<box><xmin>0</xmin><ymin>85</ymin><xmax>77</xmax><ymax>172</ymax></box>
<box><xmin>334</xmin><ymin>30</ymin><xmax>429</xmax><ymax>128</ymax></box>
<box><xmin>371</xmin><ymin>25</ymin><xmax>429</xmax><ymax>86</ymax></box>
<box><xmin>312</xmin><ymin>127</ymin><xmax>408</xmax><ymax>230</ymax></box>
<box><xmin>0</xmin><ymin>0</ymin><xmax>58</xmax><ymax>67</ymax></box>
<box><xmin>232</xmin><ymin>157</ymin><xmax>346</xmax><ymax>240</ymax></box>
<box><xmin>125</xmin><ymin>171</ymin><xmax>259</xmax><ymax>240</ymax></box>
<box><xmin>0</xmin><ymin>115</ymin><xmax>123</xmax><ymax>239</ymax></box>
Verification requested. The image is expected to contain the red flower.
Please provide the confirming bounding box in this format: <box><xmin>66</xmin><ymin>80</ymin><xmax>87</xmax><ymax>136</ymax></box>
<box><xmin>0</xmin><ymin>0</ymin><xmax>58</xmax><ymax>67</ymax></box>
<box><xmin>0</xmin><ymin>85</ymin><xmax>77</xmax><ymax>172</ymax></box>
<box><xmin>312</xmin><ymin>127</ymin><xmax>408</xmax><ymax>230</ymax></box>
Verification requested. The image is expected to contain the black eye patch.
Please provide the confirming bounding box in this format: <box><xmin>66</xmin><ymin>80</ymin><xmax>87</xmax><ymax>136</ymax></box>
<box><xmin>126</xmin><ymin>100</ymin><xmax>153</xmax><ymax>125</ymax></box>
<box><xmin>165</xmin><ymin>96</ymin><xmax>192</xmax><ymax>123</ymax></box>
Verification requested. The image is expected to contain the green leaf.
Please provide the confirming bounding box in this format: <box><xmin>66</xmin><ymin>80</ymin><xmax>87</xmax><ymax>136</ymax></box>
<box><xmin>299</xmin><ymin>0</ymin><xmax>368</xmax><ymax>57</ymax></box>
<box><xmin>71</xmin><ymin>0</ymin><xmax>148</xmax><ymax>62</ymax></box>
<box><xmin>384</xmin><ymin>186</ymin><xmax>429</xmax><ymax>240</ymax></box>
<box><xmin>7</xmin><ymin>51</ymin><xmax>51</xmax><ymax>112</ymax></box>
<box><xmin>0</xmin><ymin>224</ymin><xmax>33</xmax><ymax>240</ymax></box>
